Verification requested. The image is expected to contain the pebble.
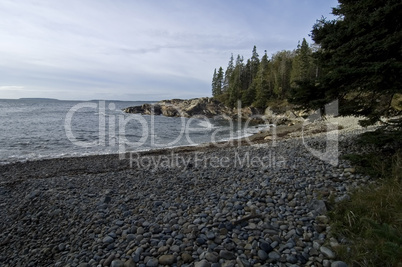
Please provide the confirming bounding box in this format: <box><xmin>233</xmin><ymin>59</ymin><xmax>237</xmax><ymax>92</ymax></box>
<box><xmin>268</xmin><ymin>251</ymin><xmax>281</xmax><ymax>260</ymax></box>
<box><xmin>331</xmin><ymin>261</ymin><xmax>348</xmax><ymax>267</ymax></box>
<box><xmin>146</xmin><ymin>257</ymin><xmax>159</xmax><ymax>267</ymax></box>
<box><xmin>182</xmin><ymin>252</ymin><xmax>193</xmax><ymax>263</ymax></box>
<box><xmin>257</xmin><ymin>250</ymin><xmax>268</xmax><ymax>260</ymax></box>
<box><xmin>219</xmin><ymin>250</ymin><xmax>236</xmax><ymax>260</ymax></box>
<box><xmin>0</xmin><ymin>133</ymin><xmax>372</xmax><ymax>266</ymax></box>
<box><xmin>195</xmin><ymin>259</ymin><xmax>211</xmax><ymax>267</ymax></box>
<box><xmin>103</xmin><ymin>236</ymin><xmax>114</xmax><ymax>244</ymax></box>
<box><xmin>111</xmin><ymin>260</ymin><xmax>124</xmax><ymax>267</ymax></box>
<box><xmin>158</xmin><ymin>254</ymin><xmax>176</xmax><ymax>265</ymax></box>
<box><xmin>205</xmin><ymin>252</ymin><xmax>219</xmax><ymax>263</ymax></box>
<box><xmin>320</xmin><ymin>246</ymin><xmax>336</xmax><ymax>259</ymax></box>
<box><xmin>123</xmin><ymin>258</ymin><xmax>136</xmax><ymax>267</ymax></box>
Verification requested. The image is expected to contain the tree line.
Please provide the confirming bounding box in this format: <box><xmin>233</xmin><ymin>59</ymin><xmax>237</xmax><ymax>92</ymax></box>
<box><xmin>212</xmin><ymin>39</ymin><xmax>315</xmax><ymax>109</ymax></box>
<box><xmin>212</xmin><ymin>0</ymin><xmax>401</xmax><ymax>128</ymax></box>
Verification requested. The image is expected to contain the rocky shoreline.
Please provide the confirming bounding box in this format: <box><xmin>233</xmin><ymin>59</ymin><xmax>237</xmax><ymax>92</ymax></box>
<box><xmin>122</xmin><ymin>98</ymin><xmax>302</xmax><ymax>126</ymax></box>
<box><xmin>0</xmin><ymin>123</ymin><xmax>374</xmax><ymax>267</ymax></box>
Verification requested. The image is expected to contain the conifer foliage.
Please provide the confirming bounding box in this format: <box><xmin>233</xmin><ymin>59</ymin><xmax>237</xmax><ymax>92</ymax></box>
<box><xmin>291</xmin><ymin>0</ymin><xmax>402</xmax><ymax>126</ymax></box>
<box><xmin>212</xmin><ymin>41</ymin><xmax>315</xmax><ymax>109</ymax></box>
<box><xmin>212</xmin><ymin>0</ymin><xmax>402</xmax><ymax>128</ymax></box>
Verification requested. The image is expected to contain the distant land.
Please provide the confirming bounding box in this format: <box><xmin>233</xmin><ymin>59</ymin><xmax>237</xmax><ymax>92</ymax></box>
<box><xmin>19</xmin><ymin>98</ymin><xmax>60</xmax><ymax>101</ymax></box>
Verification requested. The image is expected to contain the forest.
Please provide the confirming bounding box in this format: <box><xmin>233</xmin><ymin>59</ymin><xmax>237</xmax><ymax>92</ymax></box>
<box><xmin>211</xmin><ymin>40</ymin><xmax>314</xmax><ymax>109</ymax></box>
<box><xmin>211</xmin><ymin>0</ymin><xmax>401</xmax><ymax>128</ymax></box>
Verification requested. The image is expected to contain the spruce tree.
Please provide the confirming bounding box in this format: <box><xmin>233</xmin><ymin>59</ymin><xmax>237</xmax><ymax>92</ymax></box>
<box><xmin>254</xmin><ymin>51</ymin><xmax>272</xmax><ymax>108</ymax></box>
<box><xmin>291</xmin><ymin>0</ymin><xmax>402</xmax><ymax>126</ymax></box>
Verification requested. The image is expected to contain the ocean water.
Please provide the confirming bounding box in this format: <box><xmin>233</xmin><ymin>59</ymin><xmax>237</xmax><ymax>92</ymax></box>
<box><xmin>0</xmin><ymin>99</ymin><xmax>265</xmax><ymax>165</ymax></box>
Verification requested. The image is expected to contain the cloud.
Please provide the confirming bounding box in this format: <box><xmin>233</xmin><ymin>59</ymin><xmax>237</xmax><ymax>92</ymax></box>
<box><xmin>0</xmin><ymin>86</ymin><xmax>25</xmax><ymax>91</ymax></box>
<box><xmin>0</xmin><ymin>0</ymin><xmax>338</xmax><ymax>100</ymax></box>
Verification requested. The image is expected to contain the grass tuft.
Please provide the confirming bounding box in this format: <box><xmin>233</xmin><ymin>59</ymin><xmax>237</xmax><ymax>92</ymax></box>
<box><xmin>330</xmin><ymin>129</ymin><xmax>402</xmax><ymax>266</ymax></box>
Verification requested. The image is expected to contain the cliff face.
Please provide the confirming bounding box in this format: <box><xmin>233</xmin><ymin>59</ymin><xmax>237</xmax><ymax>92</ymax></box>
<box><xmin>123</xmin><ymin>97</ymin><xmax>303</xmax><ymax>125</ymax></box>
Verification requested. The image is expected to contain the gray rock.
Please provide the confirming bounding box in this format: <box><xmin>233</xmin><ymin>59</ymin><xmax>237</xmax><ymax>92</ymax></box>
<box><xmin>206</xmin><ymin>231</ymin><xmax>216</xmax><ymax>240</ymax></box>
<box><xmin>158</xmin><ymin>254</ymin><xmax>176</xmax><ymax>265</ymax></box>
<box><xmin>196</xmin><ymin>237</ymin><xmax>206</xmax><ymax>245</ymax></box>
<box><xmin>123</xmin><ymin>258</ymin><xmax>136</xmax><ymax>267</ymax></box>
<box><xmin>320</xmin><ymin>246</ymin><xmax>335</xmax><ymax>259</ymax></box>
<box><xmin>101</xmin><ymin>195</ymin><xmax>111</xmax><ymax>203</ymax></box>
<box><xmin>126</xmin><ymin>234</ymin><xmax>135</xmax><ymax>241</ymax></box>
<box><xmin>146</xmin><ymin>257</ymin><xmax>159</xmax><ymax>267</ymax></box>
<box><xmin>219</xmin><ymin>250</ymin><xmax>235</xmax><ymax>260</ymax></box>
<box><xmin>194</xmin><ymin>259</ymin><xmax>211</xmax><ymax>267</ymax></box>
<box><xmin>104</xmin><ymin>253</ymin><xmax>116</xmax><ymax>267</ymax></box>
<box><xmin>26</xmin><ymin>190</ymin><xmax>40</xmax><ymax>199</ymax></box>
<box><xmin>115</xmin><ymin>220</ymin><xmax>124</xmax><ymax>226</ymax></box>
<box><xmin>182</xmin><ymin>252</ymin><xmax>193</xmax><ymax>263</ymax></box>
<box><xmin>286</xmin><ymin>254</ymin><xmax>297</xmax><ymax>264</ymax></box>
<box><xmin>111</xmin><ymin>260</ymin><xmax>125</xmax><ymax>267</ymax></box>
<box><xmin>103</xmin><ymin>236</ymin><xmax>114</xmax><ymax>244</ymax></box>
<box><xmin>268</xmin><ymin>251</ymin><xmax>280</xmax><ymax>260</ymax></box>
<box><xmin>308</xmin><ymin>199</ymin><xmax>327</xmax><ymax>215</ymax></box>
<box><xmin>259</xmin><ymin>241</ymin><xmax>273</xmax><ymax>253</ymax></box>
<box><xmin>58</xmin><ymin>243</ymin><xmax>66</xmax><ymax>251</ymax></box>
<box><xmin>331</xmin><ymin>261</ymin><xmax>348</xmax><ymax>267</ymax></box>
<box><xmin>236</xmin><ymin>257</ymin><xmax>251</xmax><ymax>267</ymax></box>
<box><xmin>205</xmin><ymin>252</ymin><xmax>219</xmax><ymax>263</ymax></box>
<box><xmin>257</xmin><ymin>250</ymin><xmax>268</xmax><ymax>261</ymax></box>
<box><xmin>335</xmin><ymin>194</ymin><xmax>351</xmax><ymax>203</ymax></box>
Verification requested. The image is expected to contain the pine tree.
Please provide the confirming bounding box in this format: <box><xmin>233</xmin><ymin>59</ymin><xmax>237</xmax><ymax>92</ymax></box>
<box><xmin>227</xmin><ymin>55</ymin><xmax>244</xmax><ymax>107</ymax></box>
<box><xmin>211</xmin><ymin>68</ymin><xmax>218</xmax><ymax>97</ymax></box>
<box><xmin>223</xmin><ymin>54</ymin><xmax>234</xmax><ymax>93</ymax></box>
<box><xmin>291</xmin><ymin>0</ymin><xmax>402</xmax><ymax>126</ymax></box>
<box><xmin>216</xmin><ymin>67</ymin><xmax>224</xmax><ymax>96</ymax></box>
<box><xmin>291</xmin><ymin>38</ymin><xmax>314</xmax><ymax>85</ymax></box>
<box><xmin>254</xmin><ymin>51</ymin><xmax>272</xmax><ymax>108</ymax></box>
<box><xmin>271</xmin><ymin>50</ymin><xmax>294</xmax><ymax>99</ymax></box>
<box><xmin>250</xmin><ymin>45</ymin><xmax>260</xmax><ymax>81</ymax></box>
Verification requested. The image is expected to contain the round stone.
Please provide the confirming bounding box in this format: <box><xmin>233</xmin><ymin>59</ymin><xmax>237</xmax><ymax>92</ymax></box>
<box><xmin>320</xmin><ymin>246</ymin><xmax>335</xmax><ymax>259</ymax></box>
<box><xmin>268</xmin><ymin>251</ymin><xmax>280</xmax><ymax>260</ymax></box>
<box><xmin>111</xmin><ymin>260</ymin><xmax>124</xmax><ymax>267</ymax></box>
<box><xmin>146</xmin><ymin>257</ymin><xmax>159</xmax><ymax>267</ymax></box>
<box><xmin>258</xmin><ymin>250</ymin><xmax>268</xmax><ymax>261</ymax></box>
<box><xmin>331</xmin><ymin>261</ymin><xmax>348</xmax><ymax>267</ymax></box>
<box><xmin>158</xmin><ymin>255</ymin><xmax>176</xmax><ymax>265</ymax></box>
<box><xmin>103</xmin><ymin>236</ymin><xmax>114</xmax><ymax>244</ymax></box>
<box><xmin>205</xmin><ymin>252</ymin><xmax>219</xmax><ymax>263</ymax></box>
<box><xmin>182</xmin><ymin>252</ymin><xmax>193</xmax><ymax>263</ymax></box>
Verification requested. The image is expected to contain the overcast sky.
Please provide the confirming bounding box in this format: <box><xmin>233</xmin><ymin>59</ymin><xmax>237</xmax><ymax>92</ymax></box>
<box><xmin>0</xmin><ymin>0</ymin><xmax>338</xmax><ymax>101</ymax></box>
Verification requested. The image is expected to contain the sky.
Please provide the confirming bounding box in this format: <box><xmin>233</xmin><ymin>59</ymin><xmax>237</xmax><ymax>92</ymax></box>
<box><xmin>0</xmin><ymin>0</ymin><xmax>338</xmax><ymax>101</ymax></box>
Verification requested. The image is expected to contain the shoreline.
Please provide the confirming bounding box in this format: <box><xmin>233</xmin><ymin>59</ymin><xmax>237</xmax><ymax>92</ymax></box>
<box><xmin>0</xmin><ymin>117</ymin><xmax>374</xmax><ymax>266</ymax></box>
<box><xmin>0</xmin><ymin>116</ymin><xmax>373</xmax><ymax>183</ymax></box>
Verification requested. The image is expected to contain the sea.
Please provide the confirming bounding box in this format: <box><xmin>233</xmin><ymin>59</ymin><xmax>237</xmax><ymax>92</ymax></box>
<box><xmin>0</xmin><ymin>98</ymin><xmax>266</xmax><ymax>165</ymax></box>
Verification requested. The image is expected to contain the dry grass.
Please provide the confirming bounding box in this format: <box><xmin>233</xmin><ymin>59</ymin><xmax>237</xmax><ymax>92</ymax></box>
<box><xmin>330</xmin><ymin>142</ymin><xmax>402</xmax><ymax>266</ymax></box>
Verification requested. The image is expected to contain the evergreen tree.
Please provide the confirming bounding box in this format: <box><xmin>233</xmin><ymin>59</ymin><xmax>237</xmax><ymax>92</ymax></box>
<box><xmin>250</xmin><ymin>45</ymin><xmax>260</xmax><ymax>81</ymax></box>
<box><xmin>291</xmin><ymin>38</ymin><xmax>314</xmax><ymax>85</ymax></box>
<box><xmin>227</xmin><ymin>55</ymin><xmax>244</xmax><ymax>107</ymax></box>
<box><xmin>271</xmin><ymin>50</ymin><xmax>294</xmax><ymax>99</ymax></box>
<box><xmin>291</xmin><ymin>0</ymin><xmax>402</xmax><ymax>126</ymax></box>
<box><xmin>211</xmin><ymin>68</ymin><xmax>218</xmax><ymax>97</ymax></box>
<box><xmin>254</xmin><ymin>51</ymin><xmax>272</xmax><ymax>108</ymax></box>
<box><xmin>223</xmin><ymin>54</ymin><xmax>234</xmax><ymax>93</ymax></box>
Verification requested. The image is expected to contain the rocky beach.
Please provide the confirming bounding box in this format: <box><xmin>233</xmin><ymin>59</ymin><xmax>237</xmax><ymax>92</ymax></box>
<box><xmin>0</xmin><ymin>118</ymin><xmax>375</xmax><ymax>267</ymax></box>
